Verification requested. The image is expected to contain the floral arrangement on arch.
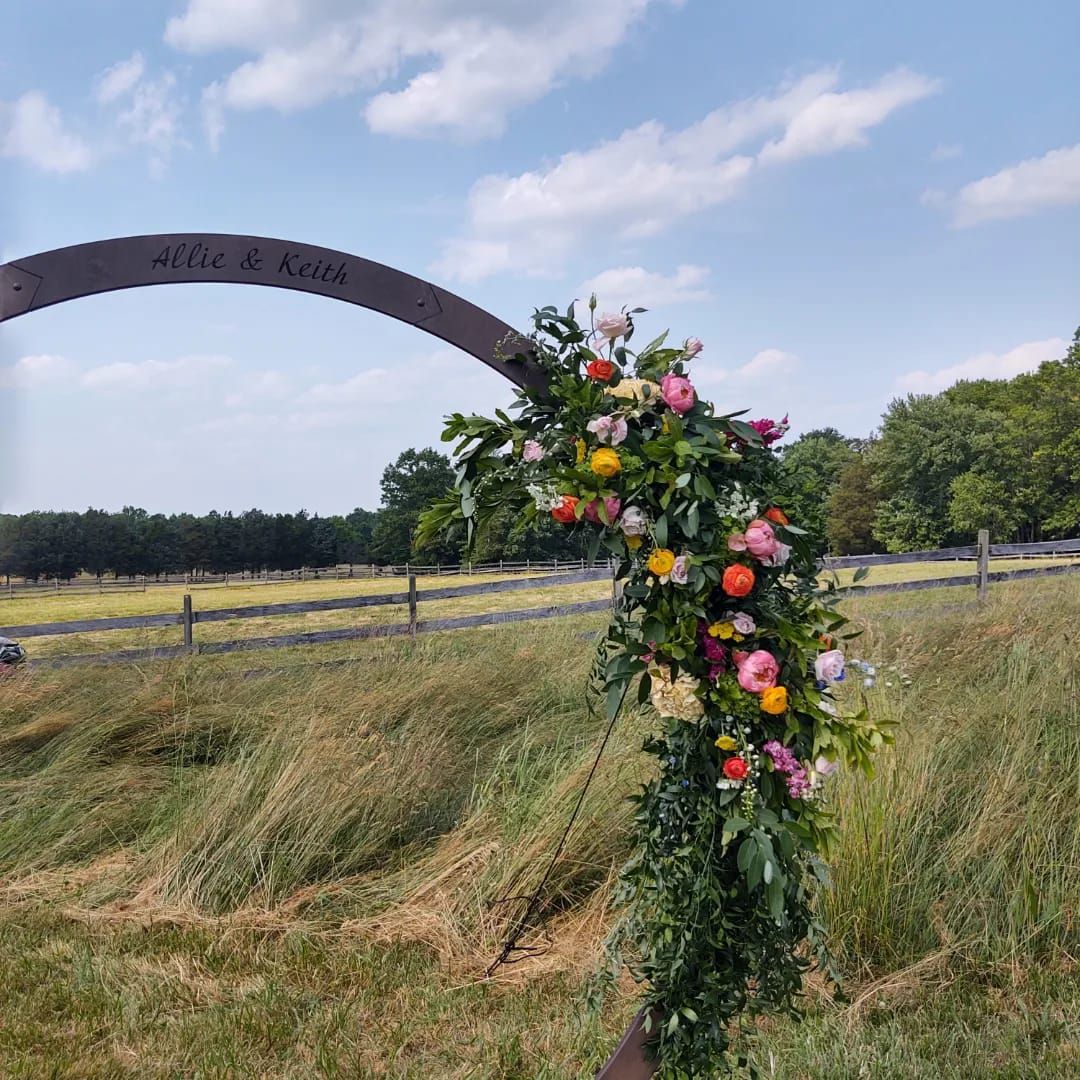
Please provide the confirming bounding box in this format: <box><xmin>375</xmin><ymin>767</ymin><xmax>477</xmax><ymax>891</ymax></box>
<box><xmin>418</xmin><ymin>301</ymin><xmax>892</xmax><ymax>1076</ymax></box>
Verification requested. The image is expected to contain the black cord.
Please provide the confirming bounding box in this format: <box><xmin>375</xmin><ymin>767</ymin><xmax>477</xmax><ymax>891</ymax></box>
<box><xmin>486</xmin><ymin>678</ymin><xmax>630</xmax><ymax>977</ymax></box>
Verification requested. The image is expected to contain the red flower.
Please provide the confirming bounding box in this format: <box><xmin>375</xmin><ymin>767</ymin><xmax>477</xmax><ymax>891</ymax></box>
<box><xmin>764</xmin><ymin>507</ymin><xmax>789</xmax><ymax>526</ymax></box>
<box><xmin>585</xmin><ymin>358</ymin><xmax>615</xmax><ymax>382</ymax></box>
<box><xmin>550</xmin><ymin>496</ymin><xmax>579</xmax><ymax>524</ymax></box>
<box><xmin>722</xmin><ymin>756</ymin><xmax>749</xmax><ymax>781</ymax></box>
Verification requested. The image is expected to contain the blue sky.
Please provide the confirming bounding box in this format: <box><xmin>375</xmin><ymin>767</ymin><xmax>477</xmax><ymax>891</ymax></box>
<box><xmin>1</xmin><ymin>0</ymin><xmax>1078</xmax><ymax>515</ymax></box>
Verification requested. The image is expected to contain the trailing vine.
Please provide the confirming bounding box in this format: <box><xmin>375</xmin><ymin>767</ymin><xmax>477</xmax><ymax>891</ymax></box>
<box><xmin>417</xmin><ymin>301</ymin><xmax>892</xmax><ymax>1076</ymax></box>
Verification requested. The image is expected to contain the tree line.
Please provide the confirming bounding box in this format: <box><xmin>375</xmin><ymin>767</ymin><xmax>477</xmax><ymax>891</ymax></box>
<box><xmin>0</xmin><ymin>448</ymin><xmax>584</xmax><ymax>582</ymax></box>
<box><xmin>3</xmin><ymin>331</ymin><xmax>1076</xmax><ymax>578</ymax></box>
<box><xmin>778</xmin><ymin>329</ymin><xmax>1079</xmax><ymax>553</ymax></box>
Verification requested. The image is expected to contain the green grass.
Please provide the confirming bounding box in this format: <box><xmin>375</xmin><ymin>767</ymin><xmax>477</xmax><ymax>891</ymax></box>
<box><xmin>0</xmin><ymin>579</ymin><xmax>1077</xmax><ymax>1076</ymax></box>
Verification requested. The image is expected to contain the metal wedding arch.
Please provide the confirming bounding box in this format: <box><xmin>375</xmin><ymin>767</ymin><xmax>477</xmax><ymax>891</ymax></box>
<box><xmin>0</xmin><ymin>233</ymin><xmax>656</xmax><ymax>1079</ymax></box>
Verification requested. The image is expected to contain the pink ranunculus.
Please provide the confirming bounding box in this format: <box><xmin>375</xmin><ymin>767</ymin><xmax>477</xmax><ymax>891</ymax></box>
<box><xmin>683</xmin><ymin>337</ymin><xmax>704</xmax><ymax>359</ymax></box>
<box><xmin>596</xmin><ymin>312</ymin><xmax>629</xmax><ymax>340</ymax></box>
<box><xmin>586</xmin><ymin>415</ymin><xmax>628</xmax><ymax>446</ymax></box>
<box><xmin>731</xmin><ymin>612</ymin><xmax>756</xmax><ymax>635</ymax></box>
<box><xmin>815</xmin><ymin>649</ymin><xmax>846</xmax><ymax>684</ymax></box>
<box><xmin>727</xmin><ymin>532</ymin><xmax>748</xmax><ymax>552</ymax></box>
<box><xmin>522</xmin><ymin>439</ymin><xmax>545</xmax><ymax>462</ymax></box>
<box><xmin>670</xmin><ymin>555</ymin><xmax>690</xmax><ymax>585</ymax></box>
<box><xmin>744</xmin><ymin>519</ymin><xmax>780</xmax><ymax>560</ymax></box>
<box><xmin>734</xmin><ymin>649</ymin><xmax>779</xmax><ymax>692</ymax></box>
<box><xmin>582</xmin><ymin>495</ymin><xmax>622</xmax><ymax>525</ymax></box>
<box><xmin>660</xmin><ymin>373</ymin><xmax>696</xmax><ymax>415</ymax></box>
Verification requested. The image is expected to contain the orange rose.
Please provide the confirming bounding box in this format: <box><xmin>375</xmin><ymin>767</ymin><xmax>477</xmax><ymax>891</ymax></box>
<box><xmin>586</xmin><ymin>358</ymin><xmax>615</xmax><ymax>381</ymax></box>
<box><xmin>722</xmin><ymin>564</ymin><xmax>755</xmax><ymax>598</ymax></box>
<box><xmin>764</xmin><ymin>507</ymin><xmax>789</xmax><ymax>526</ymax></box>
<box><xmin>550</xmin><ymin>496</ymin><xmax>579</xmax><ymax>524</ymax></box>
<box><xmin>722</xmin><ymin>756</ymin><xmax>749</xmax><ymax>780</ymax></box>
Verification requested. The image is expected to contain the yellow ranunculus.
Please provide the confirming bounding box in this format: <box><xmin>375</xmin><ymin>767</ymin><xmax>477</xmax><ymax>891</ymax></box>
<box><xmin>647</xmin><ymin>548</ymin><xmax>676</xmax><ymax>576</ymax></box>
<box><xmin>715</xmin><ymin>735</ymin><xmax>738</xmax><ymax>751</ymax></box>
<box><xmin>708</xmin><ymin>620</ymin><xmax>734</xmax><ymax>640</ymax></box>
<box><xmin>625</xmin><ymin>534</ymin><xmax>643</xmax><ymax>550</ymax></box>
<box><xmin>590</xmin><ymin>447</ymin><xmax>621</xmax><ymax>478</ymax></box>
<box><xmin>760</xmin><ymin>686</ymin><xmax>789</xmax><ymax>715</ymax></box>
<box><xmin>576</xmin><ymin>438</ymin><xmax>587</xmax><ymax>464</ymax></box>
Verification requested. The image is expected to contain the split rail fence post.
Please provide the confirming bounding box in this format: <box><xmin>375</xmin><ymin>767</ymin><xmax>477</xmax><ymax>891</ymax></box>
<box><xmin>182</xmin><ymin>594</ymin><xmax>194</xmax><ymax>652</ymax></box>
<box><xmin>976</xmin><ymin>529</ymin><xmax>990</xmax><ymax>602</ymax></box>
<box><xmin>407</xmin><ymin>575</ymin><xmax>418</xmax><ymax>639</ymax></box>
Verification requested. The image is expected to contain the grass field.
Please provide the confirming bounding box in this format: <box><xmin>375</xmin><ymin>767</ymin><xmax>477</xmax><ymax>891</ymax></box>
<box><xmin>0</xmin><ymin>577</ymin><xmax>1077</xmax><ymax>1076</ymax></box>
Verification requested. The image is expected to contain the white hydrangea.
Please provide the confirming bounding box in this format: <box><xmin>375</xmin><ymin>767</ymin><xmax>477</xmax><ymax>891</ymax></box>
<box><xmin>526</xmin><ymin>482</ymin><xmax>562</xmax><ymax>512</ymax></box>
<box><xmin>716</xmin><ymin>482</ymin><xmax>760</xmax><ymax>521</ymax></box>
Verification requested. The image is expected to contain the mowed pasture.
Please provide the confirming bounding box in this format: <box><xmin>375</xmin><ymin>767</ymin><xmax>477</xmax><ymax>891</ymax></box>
<box><xmin>0</xmin><ymin>575</ymin><xmax>1077</xmax><ymax>1077</ymax></box>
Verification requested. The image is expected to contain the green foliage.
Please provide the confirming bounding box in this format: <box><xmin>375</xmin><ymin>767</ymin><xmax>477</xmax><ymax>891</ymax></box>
<box><xmin>422</xmin><ymin>302</ymin><xmax>892</xmax><ymax>1075</ymax></box>
<box><xmin>778</xmin><ymin>429</ymin><xmax>860</xmax><ymax>554</ymax></box>
<box><xmin>825</xmin><ymin>454</ymin><xmax>882</xmax><ymax>555</ymax></box>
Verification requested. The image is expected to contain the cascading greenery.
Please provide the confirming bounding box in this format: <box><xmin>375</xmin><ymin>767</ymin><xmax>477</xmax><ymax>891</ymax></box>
<box><xmin>417</xmin><ymin>301</ymin><xmax>893</xmax><ymax>1076</ymax></box>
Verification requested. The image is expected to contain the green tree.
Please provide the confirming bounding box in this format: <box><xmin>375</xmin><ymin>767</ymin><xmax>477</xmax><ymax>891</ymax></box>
<box><xmin>372</xmin><ymin>448</ymin><xmax>456</xmax><ymax>564</ymax></box>
<box><xmin>778</xmin><ymin>428</ymin><xmax>860</xmax><ymax>553</ymax></box>
<box><xmin>948</xmin><ymin>471</ymin><xmax>1024</xmax><ymax>540</ymax></box>
<box><xmin>825</xmin><ymin>454</ymin><xmax>882</xmax><ymax>554</ymax></box>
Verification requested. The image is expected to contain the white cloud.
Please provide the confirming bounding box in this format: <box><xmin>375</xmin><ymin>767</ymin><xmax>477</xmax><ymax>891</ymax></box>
<box><xmin>931</xmin><ymin>142</ymin><xmax>962</xmax><ymax>161</ymax></box>
<box><xmin>947</xmin><ymin>144</ymin><xmax>1080</xmax><ymax>227</ymax></box>
<box><xmin>1</xmin><ymin>92</ymin><xmax>92</xmax><ymax>172</ymax></box>
<box><xmin>757</xmin><ymin>69</ymin><xmax>939</xmax><ymax>164</ymax></box>
<box><xmin>896</xmin><ymin>337</ymin><xmax>1067</xmax><ymax>392</ymax></box>
<box><xmin>224</xmin><ymin>370</ymin><xmax>293</xmax><ymax>408</ymax></box>
<box><xmin>435</xmin><ymin>68</ymin><xmax>937</xmax><ymax>281</ymax></box>
<box><xmin>0</xmin><ymin>354</ymin><xmax>76</xmax><ymax>389</ymax></box>
<box><xmin>165</xmin><ymin>0</ymin><xmax>676</xmax><ymax>142</ymax></box>
<box><xmin>82</xmin><ymin>354</ymin><xmax>233</xmax><ymax>392</ymax></box>
<box><xmin>96</xmin><ymin>53</ymin><xmax>147</xmax><ymax>104</ymax></box>
<box><xmin>581</xmin><ymin>265</ymin><xmax>710</xmax><ymax>310</ymax></box>
<box><xmin>694</xmin><ymin>348</ymin><xmax>799</xmax><ymax>386</ymax></box>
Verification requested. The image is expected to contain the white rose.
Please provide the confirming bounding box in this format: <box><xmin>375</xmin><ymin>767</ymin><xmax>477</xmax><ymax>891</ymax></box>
<box><xmin>619</xmin><ymin>506</ymin><xmax>649</xmax><ymax>536</ymax></box>
<box><xmin>595</xmin><ymin>312</ymin><xmax>629</xmax><ymax>340</ymax></box>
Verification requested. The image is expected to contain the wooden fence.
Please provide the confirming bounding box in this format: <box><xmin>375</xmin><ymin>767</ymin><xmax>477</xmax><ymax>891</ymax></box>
<box><xmin>3</xmin><ymin>534</ymin><xmax>1079</xmax><ymax>671</ymax></box>
<box><xmin>4</xmin><ymin>568</ymin><xmax>616</xmax><ymax>670</ymax></box>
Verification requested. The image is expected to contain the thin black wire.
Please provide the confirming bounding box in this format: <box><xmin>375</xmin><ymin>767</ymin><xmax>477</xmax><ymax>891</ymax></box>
<box><xmin>486</xmin><ymin>678</ymin><xmax>630</xmax><ymax>977</ymax></box>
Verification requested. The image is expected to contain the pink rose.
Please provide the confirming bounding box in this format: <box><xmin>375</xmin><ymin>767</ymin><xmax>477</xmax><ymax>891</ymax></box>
<box><xmin>660</xmin><ymin>373</ymin><xmax>696</xmax><ymax>414</ymax></box>
<box><xmin>670</xmin><ymin>555</ymin><xmax>690</xmax><ymax>585</ymax></box>
<box><xmin>734</xmin><ymin>649</ymin><xmax>779</xmax><ymax>692</ymax></box>
<box><xmin>586</xmin><ymin>415</ymin><xmax>628</xmax><ymax>446</ymax></box>
<box><xmin>744</xmin><ymin>519</ymin><xmax>780</xmax><ymax>561</ymax></box>
<box><xmin>683</xmin><ymin>337</ymin><xmax>703</xmax><ymax>359</ymax></box>
<box><xmin>582</xmin><ymin>496</ymin><xmax>622</xmax><ymax>525</ymax></box>
<box><xmin>596</xmin><ymin>312</ymin><xmax>629</xmax><ymax>339</ymax></box>
<box><xmin>522</xmin><ymin>439</ymin><xmax>544</xmax><ymax>462</ymax></box>
<box><xmin>731</xmin><ymin>612</ymin><xmax>756</xmax><ymax>635</ymax></box>
<box><xmin>814</xmin><ymin>649</ymin><xmax>845</xmax><ymax>684</ymax></box>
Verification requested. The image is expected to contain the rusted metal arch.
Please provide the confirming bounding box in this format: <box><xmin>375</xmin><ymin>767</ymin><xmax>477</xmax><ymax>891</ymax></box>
<box><xmin>0</xmin><ymin>232</ymin><xmax>657</xmax><ymax>1078</ymax></box>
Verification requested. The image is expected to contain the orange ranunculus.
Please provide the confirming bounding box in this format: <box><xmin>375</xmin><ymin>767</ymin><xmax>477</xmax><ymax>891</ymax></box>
<box><xmin>590</xmin><ymin>447</ymin><xmax>621</xmax><ymax>478</ymax></box>
<box><xmin>760</xmin><ymin>686</ymin><xmax>788</xmax><ymax>715</ymax></box>
<box><xmin>586</xmin><ymin>358</ymin><xmax>615</xmax><ymax>381</ymax></box>
<box><xmin>764</xmin><ymin>507</ymin><xmax>789</xmax><ymax>526</ymax></box>
<box><xmin>550</xmin><ymin>496</ymin><xmax>579</xmax><ymax>524</ymax></box>
<box><xmin>722</xmin><ymin>563</ymin><xmax>755</xmax><ymax>598</ymax></box>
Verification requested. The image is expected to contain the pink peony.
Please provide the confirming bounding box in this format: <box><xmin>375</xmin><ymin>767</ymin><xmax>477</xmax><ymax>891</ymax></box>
<box><xmin>586</xmin><ymin>415</ymin><xmax>628</xmax><ymax>446</ymax></box>
<box><xmin>734</xmin><ymin>649</ymin><xmax>779</xmax><ymax>692</ymax></box>
<box><xmin>522</xmin><ymin>439</ymin><xmax>545</xmax><ymax>462</ymax></box>
<box><xmin>660</xmin><ymin>373</ymin><xmax>696</xmax><ymax>415</ymax></box>
<box><xmin>727</xmin><ymin>532</ymin><xmax>749</xmax><ymax>552</ymax></box>
<box><xmin>762</xmin><ymin>542</ymin><xmax>792</xmax><ymax>567</ymax></box>
<box><xmin>744</xmin><ymin>519</ymin><xmax>780</xmax><ymax>560</ymax></box>
<box><xmin>748</xmin><ymin>415</ymin><xmax>790</xmax><ymax>446</ymax></box>
<box><xmin>582</xmin><ymin>496</ymin><xmax>622</xmax><ymax>525</ymax></box>
<box><xmin>670</xmin><ymin>555</ymin><xmax>690</xmax><ymax>585</ymax></box>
